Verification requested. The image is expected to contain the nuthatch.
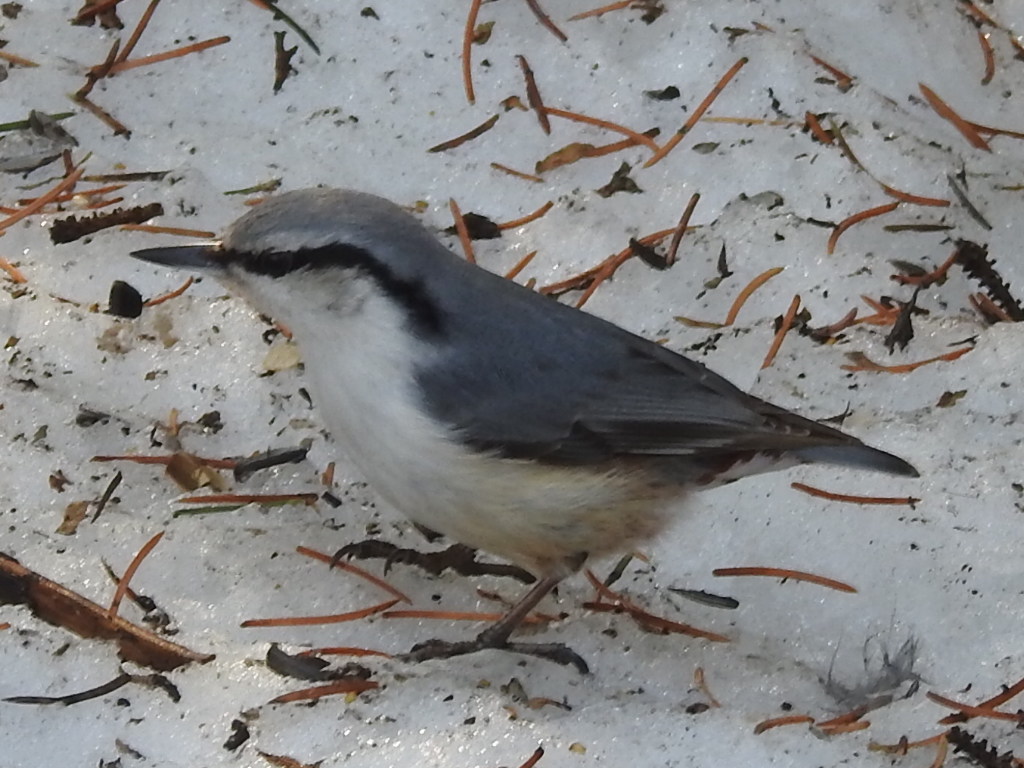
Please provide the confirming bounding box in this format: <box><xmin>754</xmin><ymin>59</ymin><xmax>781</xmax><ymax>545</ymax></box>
<box><xmin>132</xmin><ymin>188</ymin><xmax>917</xmax><ymax>672</ymax></box>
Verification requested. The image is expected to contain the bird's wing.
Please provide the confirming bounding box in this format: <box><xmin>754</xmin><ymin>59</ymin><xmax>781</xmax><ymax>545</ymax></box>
<box><xmin>414</xmin><ymin>290</ymin><xmax>856</xmax><ymax>465</ymax></box>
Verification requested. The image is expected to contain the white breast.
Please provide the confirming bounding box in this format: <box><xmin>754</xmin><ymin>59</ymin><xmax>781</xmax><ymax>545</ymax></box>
<box><xmin>289</xmin><ymin>279</ymin><xmax>683</xmax><ymax>577</ymax></box>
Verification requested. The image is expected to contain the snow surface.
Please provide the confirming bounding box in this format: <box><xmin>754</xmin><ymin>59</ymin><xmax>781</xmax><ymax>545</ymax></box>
<box><xmin>2</xmin><ymin>1</ymin><xmax>1024</xmax><ymax>767</ymax></box>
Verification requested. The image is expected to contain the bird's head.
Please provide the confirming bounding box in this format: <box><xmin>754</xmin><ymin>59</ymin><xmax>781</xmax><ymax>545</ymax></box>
<box><xmin>131</xmin><ymin>188</ymin><xmax>449</xmax><ymax>337</ymax></box>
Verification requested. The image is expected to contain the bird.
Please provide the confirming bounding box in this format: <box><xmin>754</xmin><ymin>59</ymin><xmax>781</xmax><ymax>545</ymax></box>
<box><xmin>131</xmin><ymin>187</ymin><xmax>918</xmax><ymax>673</ymax></box>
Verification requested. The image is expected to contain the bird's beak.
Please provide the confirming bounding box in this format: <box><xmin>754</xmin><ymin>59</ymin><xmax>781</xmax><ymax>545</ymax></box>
<box><xmin>130</xmin><ymin>243</ymin><xmax>223</xmax><ymax>271</ymax></box>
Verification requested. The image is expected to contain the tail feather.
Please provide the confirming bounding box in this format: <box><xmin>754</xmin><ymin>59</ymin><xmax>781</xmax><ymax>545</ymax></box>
<box><xmin>792</xmin><ymin>444</ymin><xmax>919</xmax><ymax>477</ymax></box>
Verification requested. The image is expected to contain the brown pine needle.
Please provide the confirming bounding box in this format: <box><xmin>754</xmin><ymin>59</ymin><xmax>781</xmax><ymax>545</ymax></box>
<box><xmin>517</xmin><ymin>55</ymin><xmax>550</xmax><ymax>134</ymax></box>
<box><xmin>761</xmin><ymin>294</ymin><xmax>800</xmax><ymax>369</ymax></box>
<box><xmin>808</xmin><ymin>54</ymin><xmax>854</xmax><ymax>91</ymax></box>
<box><xmin>92</xmin><ymin>454</ymin><xmax>237</xmax><ymax>469</ymax></box>
<box><xmin>518</xmin><ymin>746</ymin><xmax>546</xmax><ymax>768</ymax></box>
<box><xmin>177</xmin><ymin>492</ymin><xmax>318</xmax><ymax>505</ymax></box>
<box><xmin>959</xmin><ymin>0</ymin><xmax>999</xmax><ymax>27</ymax></box>
<box><xmin>813</xmin><ymin>308</ymin><xmax>859</xmax><ymax>337</ymax></box>
<box><xmin>540</xmin><ymin>227</ymin><xmax>676</xmax><ymax>300</ymax></box>
<box><xmin>723</xmin><ymin>267</ymin><xmax>784</xmax><ymax>326</ymax></box>
<box><xmin>534</xmin><ymin>129</ymin><xmax>660</xmax><ymax>173</ymax></box>
<box><xmin>73</xmin><ymin>96</ymin><xmax>131</xmax><ymax>136</ymax></box>
<box><xmin>241</xmin><ymin>598</ymin><xmax>399</xmax><ymax>627</ymax></box>
<box><xmin>694</xmin><ymin>666</ymin><xmax>721</xmax><ymax>708</ymax></box>
<box><xmin>0</xmin><ymin>50</ymin><xmax>39</xmax><ymax>68</ymax></box>
<box><xmin>891</xmin><ymin>251</ymin><xmax>958</xmax><ymax>287</ymax></box>
<box><xmin>860</xmin><ymin>295</ymin><xmax>894</xmax><ymax>314</ymax></box>
<box><xmin>816</xmin><ymin>707</ymin><xmax>870</xmax><ymax>728</ymax></box>
<box><xmin>703</xmin><ymin>116</ymin><xmax>796</xmax><ymax>128</ymax></box>
<box><xmin>461</xmin><ymin>0</ymin><xmax>484</xmax><ymax>104</ymax></box>
<box><xmin>321</xmin><ymin>462</ymin><xmax>336</xmax><ymax>487</ymax></box>
<box><xmin>584</xmin><ymin>570</ymin><xmax>729</xmax><ymax>642</ymax></box>
<box><xmin>490</xmin><ymin>162</ymin><xmax>544</xmax><ymax>183</ymax></box>
<box><xmin>818</xmin><ymin>720</ymin><xmax>871</xmax><ymax>735</ymax></box>
<box><xmin>78</xmin><ymin>39</ymin><xmax>121</xmax><ymax>99</ymax></box>
<box><xmin>587</xmin><ymin>129</ymin><xmax>661</xmax><ymax>156</ymax></box>
<box><xmin>926</xmin><ymin>691</ymin><xmax>1022</xmax><ymax>722</ymax></box>
<box><xmin>791</xmin><ymin>482</ymin><xmax>920</xmax><ymax>506</ymax></box>
<box><xmin>855</xmin><ymin>310</ymin><xmax>899</xmax><ymax>326</ymax></box>
<box><xmin>449</xmin><ymin>198</ymin><xmax>475</xmax><ymax>263</ymax></box>
<box><xmin>19</xmin><ymin>183</ymin><xmax>126</xmax><ymax>205</ymax></box>
<box><xmin>523</xmin><ymin>0</ymin><xmax>568</xmax><ymax>42</ymax></box>
<box><xmin>869</xmin><ymin>733</ymin><xmax>948</xmax><ymax>753</ymax></box>
<box><xmin>298</xmin><ymin>646</ymin><xmax>393</xmax><ymax>659</ymax></box>
<box><xmin>573</xmin><ymin>228</ymin><xmax>677</xmax><ymax>308</ymax></box>
<box><xmin>978</xmin><ymin>30</ymin><xmax>996</xmax><ymax>85</ymax></box>
<box><xmin>828</xmin><ymin>122</ymin><xmax>949</xmax><ymax>205</ymax></box>
<box><xmin>144</xmin><ymin>277</ymin><xmax>193</xmax><ymax>307</ymax></box>
<box><xmin>105</xmin><ymin>36</ymin><xmax>231</xmax><ymax>75</ymax></box>
<box><xmin>918</xmin><ymin>83</ymin><xmax>991</xmax><ymax>151</ymax></box>
<box><xmin>543</xmin><ymin>106</ymin><xmax>661</xmax><ymax>152</ymax></box>
<box><xmin>84</xmin><ymin>196</ymin><xmax>125</xmax><ymax>210</ymax></box>
<box><xmin>645</xmin><ymin>57</ymin><xmax>748</xmax><ymax>167</ymax></box>
<box><xmin>0</xmin><ymin>258</ymin><xmax>27</xmax><ymax>283</ymax></box>
<box><xmin>827</xmin><ymin>202</ymin><xmax>899</xmax><ymax>254</ymax></box>
<box><xmin>383</xmin><ymin>608</ymin><xmax>548</xmax><ymax>625</ymax></box>
<box><xmin>569</xmin><ymin>0</ymin><xmax>633</xmax><ymax>21</ymax></box>
<box><xmin>121</xmin><ymin>224</ymin><xmax>217</xmax><ymax>238</ymax></box>
<box><xmin>498</xmin><ymin>201</ymin><xmax>554</xmax><ymax>230</ymax></box>
<box><xmin>115</xmin><ymin>0</ymin><xmax>161</xmax><ymax>64</ymax></box>
<box><xmin>108</xmin><ymin>532</ymin><xmax>165</xmax><ymax>618</ymax></box>
<box><xmin>296</xmin><ymin>546</ymin><xmax>412</xmax><ymax>604</ymax></box>
<box><xmin>505</xmin><ymin>250</ymin><xmax>538</xmax><ymax>280</ymax></box>
<box><xmin>712</xmin><ymin>566</ymin><xmax>857</xmax><ymax>593</ymax></box>
<box><xmin>970</xmin><ymin>292</ymin><xmax>1016</xmax><ymax>323</ymax></box>
<box><xmin>969</xmin><ymin>120</ymin><xmax>1024</xmax><ymax>140</ymax></box>
<box><xmin>427</xmin><ymin>114</ymin><xmax>499</xmax><ymax>153</ymax></box>
<box><xmin>754</xmin><ymin>714</ymin><xmax>816</xmax><ymax>734</ymax></box>
<box><xmin>879</xmin><ymin>185</ymin><xmax>950</xmax><ymax>207</ymax></box>
<box><xmin>938</xmin><ymin>674</ymin><xmax>1024</xmax><ymax>725</ymax></box>
<box><xmin>927</xmin><ymin>736</ymin><xmax>948</xmax><ymax>768</ymax></box>
<box><xmin>804</xmin><ymin>112</ymin><xmax>834</xmax><ymax>144</ymax></box>
<box><xmin>74</xmin><ymin>0</ymin><xmax>124</xmax><ymax>22</ymax></box>
<box><xmin>674</xmin><ymin>316</ymin><xmax>727</xmax><ymax>329</ymax></box>
<box><xmin>269</xmin><ymin>678</ymin><xmax>379</xmax><ymax>704</ymax></box>
<box><xmin>666</xmin><ymin>193</ymin><xmax>700</xmax><ymax>267</ymax></box>
<box><xmin>617</xmin><ymin>605</ymin><xmax>730</xmax><ymax>642</ymax></box>
<box><xmin>0</xmin><ymin>165</ymin><xmax>85</xmax><ymax>233</ymax></box>
<box><xmin>841</xmin><ymin>346</ymin><xmax>972</xmax><ymax>373</ymax></box>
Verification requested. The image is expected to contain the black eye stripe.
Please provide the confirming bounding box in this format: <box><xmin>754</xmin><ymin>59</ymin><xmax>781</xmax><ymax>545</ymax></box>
<box><xmin>218</xmin><ymin>244</ymin><xmax>445</xmax><ymax>337</ymax></box>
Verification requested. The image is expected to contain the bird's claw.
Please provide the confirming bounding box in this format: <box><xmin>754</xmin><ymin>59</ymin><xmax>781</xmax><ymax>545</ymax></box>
<box><xmin>332</xmin><ymin>540</ymin><xmax>535</xmax><ymax>583</ymax></box>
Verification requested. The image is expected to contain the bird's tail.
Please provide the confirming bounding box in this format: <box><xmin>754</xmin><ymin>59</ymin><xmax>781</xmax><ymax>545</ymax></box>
<box><xmin>791</xmin><ymin>443</ymin><xmax>919</xmax><ymax>477</ymax></box>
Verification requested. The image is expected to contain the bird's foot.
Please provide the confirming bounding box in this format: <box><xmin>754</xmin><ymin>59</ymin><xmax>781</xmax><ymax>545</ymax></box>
<box><xmin>332</xmin><ymin>540</ymin><xmax>535</xmax><ymax>583</ymax></box>
<box><xmin>400</xmin><ymin>634</ymin><xmax>589</xmax><ymax>674</ymax></box>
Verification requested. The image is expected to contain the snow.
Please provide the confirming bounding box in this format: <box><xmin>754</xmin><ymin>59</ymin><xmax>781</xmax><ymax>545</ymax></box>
<box><xmin>2</xmin><ymin>1</ymin><xmax>1023</xmax><ymax>766</ymax></box>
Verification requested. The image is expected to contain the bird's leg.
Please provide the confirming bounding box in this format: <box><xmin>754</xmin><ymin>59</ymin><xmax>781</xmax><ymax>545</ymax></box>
<box><xmin>332</xmin><ymin>540</ymin><xmax>535</xmax><ymax>583</ymax></box>
<box><xmin>400</xmin><ymin>572</ymin><xmax>590</xmax><ymax>673</ymax></box>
